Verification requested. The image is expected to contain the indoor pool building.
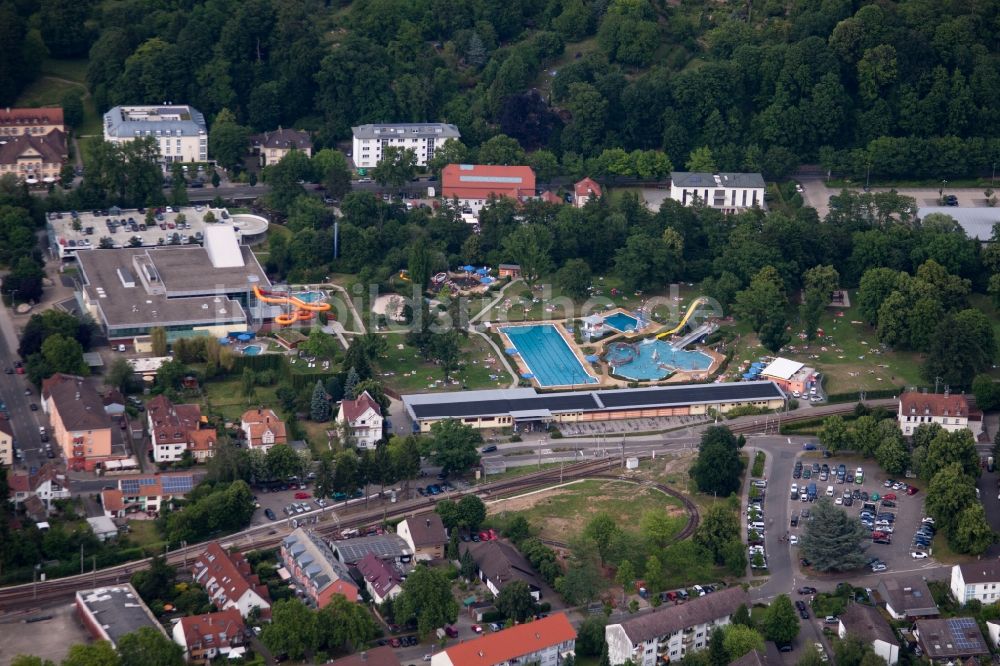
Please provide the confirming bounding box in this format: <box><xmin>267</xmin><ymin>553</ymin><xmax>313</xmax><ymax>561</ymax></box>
<box><xmin>402</xmin><ymin>381</ymin><xmax>786</xmax><ymax>432</ymax></box>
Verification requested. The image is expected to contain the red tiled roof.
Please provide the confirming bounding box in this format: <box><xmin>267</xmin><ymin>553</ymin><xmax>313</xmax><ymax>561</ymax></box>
<box><xmin>899</xmin><ymin>392</ymin><xmax>970</xmax><ymax>418</ymax></box>
<box><xmin>574</xmin><ymin>177</ymin><xmax>602</xmax><ymax>199</ymax></box>
<box><xmin>0</xmin><ymin>130</ymin><xmax>67</xmax><ymax>166</ymax></box>
<box><xmin>241</xmin><ymin>408</ymin><xmax>286</xmax><ymax>448</ymax></box>
<box><xmin>8</xmin><ymin>462</ymin><xmax>66</xmax><ymax>494</ymax></box>
<box><xmin>192</xmin><ymin>542</ymin><xmax>270</xmax><ymax>612</ymax></box>
<box><xmin>148</xmin><ymin>395</ymin><xmax>202</xmax><ymax>445</ymax></box>
<box><xmin>440</xmin><ymin>613</ymin><xmax>576</xmax><ymax>665</ymax></box>
<box><xmin>441</xmin><ymin>164</ymin><xmax>535</xmax><ymax>202</ymax></box>
<box><xmin>101</xmin><ymin>488</ymin><xmax>124</xmax><ymax>512</ymax></box>
<box><xmin>0</xmin><ymin>108</ymin><xmax>64</xmax><ymax>127</ymax></box>
<box><xmin>42</xmin><ymin>373</ymin><xmax>109</xmax><ymax>432</ymax></box>
<box><xmin>188</xmin><ymin>429</ymin><xmax>217</xmax><ymax>453</ymax></box>
<box><xmin>177</xmin><ymin>608</ymin><xmax>244</xmax><ymax>651</ymax></box>
<box><xmin>539</xmin><ymin>190</ymin><xmax>563</xmax><ymax>204</ymax></box>
<box><xmin>340</xmin><ymin>391</ymin><xmax>381</xmax><ymax>424</ymax></box>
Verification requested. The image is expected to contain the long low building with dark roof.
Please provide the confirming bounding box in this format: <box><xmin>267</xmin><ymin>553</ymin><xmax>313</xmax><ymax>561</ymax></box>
<box><xmin>402</xmin><ymin>381</ymin><xmax>786</xmax><ymax>432</ymax></box>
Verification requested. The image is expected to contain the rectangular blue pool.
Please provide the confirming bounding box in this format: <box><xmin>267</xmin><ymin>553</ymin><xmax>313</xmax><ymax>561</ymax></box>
<box><xmin>604</xmin><ymin>311</ymin><xmax>639</xmax><ymax>332</ymax></box>
<box><xmin>501</xmin><ymin>324</ymin><xmax>598</xmax><ymax>388</ymax></box>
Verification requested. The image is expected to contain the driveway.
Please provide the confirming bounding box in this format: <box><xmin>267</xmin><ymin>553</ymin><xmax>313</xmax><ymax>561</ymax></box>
<box><xmin>796</xmin><ymin>176</ymin><xmax>989</xmax><ymax>220</ymax></box>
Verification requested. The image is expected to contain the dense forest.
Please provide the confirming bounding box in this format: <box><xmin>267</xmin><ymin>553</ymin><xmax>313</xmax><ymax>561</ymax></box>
<box><xmin>5</xmin><ymin>0</ymin><xmax>1000</xmax><ymax>180</ymax></box>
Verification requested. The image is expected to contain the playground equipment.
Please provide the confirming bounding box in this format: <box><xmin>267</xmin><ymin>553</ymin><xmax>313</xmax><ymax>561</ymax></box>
<box><xmin>655</xmin><ymin>297</ymin><xmax>710</xmax><ymax>340</ymax></box>
<box><xmin>253</xmin><ymin>285</ymin><xmax>331</xmax><ymax>326</ymax></box>
<box><xmin>398</xmin><ymin>270</ymin><xmax>411</xmax><ymax>282</ymax></box>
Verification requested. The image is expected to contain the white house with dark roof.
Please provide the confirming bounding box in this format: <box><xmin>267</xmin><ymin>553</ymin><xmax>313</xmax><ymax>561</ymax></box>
<box><xmin>352</xmin><ymin>123</ymin><xmax>460</xmax><ymax>168</ymax></box>
<box><xmin>670</xmin><ymin>172</ymin><xmax>765</xmax><ymax>213</ymax></box>
<box><xmin>459</xmin><ymin>540</ymin><xmax>544</xmax><ymax>600</ymax></box>
<box><xmin>951</xmin><ymin>562</ymin><xmax>1000</xmax><ymax>604</ymax></box>
<box><xmin>337</xmin><ymin>391</ymin><xmax>383</xmax><ymax>449</ymax></box>
<box><xmin>914</xmin><ymin>617</ymin><xmax>988</xmax><ymax>662</ymax></box>
<box><xmin>191</xmin><ymin>542</ymin><xmax>271</xmax><ymax>618</ymax></box>
<box><xmin>878</xmin><ymin>577</ymin><xmax>938</xmax><ymax>620</ymax></box>
<box><xmin>397</xmin><ymin>514</ymin><xmax>447</xmax><ymax>561</ymax></box>
<box><xmin>356</xmin><ymin>553</ymin><xmax>402</xmax><ymax>605</ymax></box>
<box><xmin>838</xmin><ymin>604</ymin><xmax>900</xmax><ymax>665</ymax></box>
<box><xmin>103</xmin><ymin>105</ymin><xmax>207</xmax><ymax>166</ymax></box>
<box><xmin>605</xmin><ymin>587</ymin><xmax>748</xmax><ymax>665</ymax></box>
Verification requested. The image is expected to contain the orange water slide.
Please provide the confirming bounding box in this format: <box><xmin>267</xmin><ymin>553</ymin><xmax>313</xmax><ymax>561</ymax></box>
<box><xmin>253</xmin><ymin>285</ymin><xmax>331</xmax><ymax>326</ymax></box>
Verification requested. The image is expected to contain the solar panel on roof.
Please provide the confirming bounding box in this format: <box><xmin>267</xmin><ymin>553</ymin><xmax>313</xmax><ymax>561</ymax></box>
<box><xmin>140</xmin><ymin>477</ymin><xmax>156</xmax><ymax>486</ymax></box>
<box><xmin>947</xmin><ymin>618</ymin><xmax>981</xmax><ymax>650</ymax></box>
<box><xmin>121</xmin><ymin>479</ymin><xmax>139</xmax><ymax>494</ymax></box>
<box><xmin>162</xmin><ymin>476</ymin><xmax>193</xmax><ymax>493</ymax></box>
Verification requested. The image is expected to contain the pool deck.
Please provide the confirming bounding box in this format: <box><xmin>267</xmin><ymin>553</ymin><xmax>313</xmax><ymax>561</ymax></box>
<box><xmin>497</xmin><ymin>322</ymin><xmax>601</xmax><ymax>389</ymax></box>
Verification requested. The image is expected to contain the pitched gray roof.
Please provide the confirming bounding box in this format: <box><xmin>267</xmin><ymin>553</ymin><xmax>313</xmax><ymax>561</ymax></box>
<box><xmin>840</xmin><ymin>604</ymin><xmax>899</xmax><ymax>646</ymax></box>
<box><xmin>615</xmin><ymin>587</ymin><xmax>748</xmax><ymax>644</ymax></box>
<box><xmin>916</xmin><ymin>618</ymin><xmax>988</xmax><ymax>659</ymax></box>
<box><xmin>877</xmin><ymin>577</ymin><xmax>938</xmax><ymax>616</ymax></box>
<box><xmin>104</xmin><ymin>105</ymin><xmax>206</xmax><ymax>138</ymax></box>
<box><xmin>402</xmin><ymin>513</ymin><xmax>446</xmax><ymax>548</ymax></box>
<box><xmin>461</xmin><ymin>541</ymin><xmax>542</xmax><ymax>592</ymax></box>
<box><xmin>957</xmin><ymin>561</ymin><xmax>1000</xmax><ymax>585</ymax></box>
<box><xmin>671</xmin><ymin>172</ymin><xmax>766</xmax><ymax>189</ymax></box>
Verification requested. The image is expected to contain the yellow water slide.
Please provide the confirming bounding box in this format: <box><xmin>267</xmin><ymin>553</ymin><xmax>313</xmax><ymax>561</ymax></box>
<box><xmin>253</xmin><ymin>285</ymin><xmax>331</xmax><ymax>326</ymax></box>
<box><xmin>655</xmin><ymin>296</ymin><xmax>710</xmax><ymax>339</ymax></box>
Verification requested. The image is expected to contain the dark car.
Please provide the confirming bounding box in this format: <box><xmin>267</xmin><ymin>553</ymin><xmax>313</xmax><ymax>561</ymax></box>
<box><xmin>777</xmin><ymin>643</ymin><xmax>794</xmax><ymax>653</ymax></box>
<box><xmin>795</xmin><ymin>600</ymin><xmax>807</xmax><ymax>611</ymax></box>
<box><xmin>481</xmin><ymin>444</ymin><xmax>498</xmax><ymax>453</ymax></box>
<box><xmin>29</xmin><ymin>403</ymin><xmax>37</xmax><ymax>411</ymax></box>
<box><xmin>798</xmin><ymin>587</ymin><xmax>817</xmax><ymax>595</ymax></box>
<box><xmin>799</xmin><ymin>608</ymin><xmax>810</xmax><ymax>619</ymax></box>
<box><xmin>264</xmin><ymin>508</ymin><xmax>276</xmax><ymax>520</ymax></box>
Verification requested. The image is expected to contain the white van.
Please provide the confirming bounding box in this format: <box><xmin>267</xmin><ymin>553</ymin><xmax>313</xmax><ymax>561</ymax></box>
<box><xmin>826</xmin><ymin>485</ymin><xmax>834</xmax><ymax>496</ymax></box>
<box><xmin>749</xmin><ymin>521</ymin><xmax>765</xmax><ymax>531</ymax></box>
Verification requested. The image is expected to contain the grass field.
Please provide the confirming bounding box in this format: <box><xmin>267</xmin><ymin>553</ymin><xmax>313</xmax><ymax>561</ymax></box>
<box><xmin>126</xmin><ymin>520</ymin><xmax>166</xmax><ymax>551</ymax></box>
<box><xmin>201</xmin><ymin>377</ymin><xmax>279</xmax><ymax>422</ymax></box>
<box><xmin>375</xmin><ymin>333</ymin><xmax>513</xmax><ymax>393</ymax></box>
<box><xmin>488</xmin><ymin>479</ymin><xmax>686</xmax><ymax>543</ymax></box>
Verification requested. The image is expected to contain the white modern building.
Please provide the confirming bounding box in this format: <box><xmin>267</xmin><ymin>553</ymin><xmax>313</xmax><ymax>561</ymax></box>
<box><xmin>669</xmin><ymin>172</ymin><xmax>765</xmax><ymax>213</ymax></box>
<box><xmin>838</xmin><ymin>604</ymin><xmax>900</xmax><ymax>666</ymax></box>
<box><xmin>103</xmin><ymin>105</ymin><xmax>208</xmax><ymax>166</ymax></box>
<box><xmin>351</xmin><ymin>123</ymin><xmax>460</xmax><ymax>168</ymax></box>
<box><xmin>951</xmin><ymin>562</ymin><xmax>1000</xmax><ymax>604</ymax></box>
<box><xmin>605</xmin><ymin>587</ymin><xmax>748</xmax><ymax>665</ymax></box>
<box><xmin>898</xmin><ymin>391</ymin><xmax>982</xmax><ymax>438</ymax></box>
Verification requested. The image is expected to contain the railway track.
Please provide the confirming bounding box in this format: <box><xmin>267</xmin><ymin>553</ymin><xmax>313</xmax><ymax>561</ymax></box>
<box><xmin>0</xmin><ymin>457</ymin><xmax>625</xmax><ymax>612</ymax></box>
<box><xmin>726</xmin><ymin>398</ymin><xmax>897</xmax><ymax>435</ymax></box>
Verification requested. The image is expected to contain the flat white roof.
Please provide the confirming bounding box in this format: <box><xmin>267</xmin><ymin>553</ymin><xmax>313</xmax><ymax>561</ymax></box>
<box><xmin>761</xmin><ymin>357</ymin><xmax>804</xmax><ymax>380</ymax></box>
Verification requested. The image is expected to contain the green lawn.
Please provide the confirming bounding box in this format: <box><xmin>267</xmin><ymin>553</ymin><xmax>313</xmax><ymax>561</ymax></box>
<box><xmin>201</xmin><ymin>377</ymin><xmax>279</xmax><ymax>422</ymax></box>
<box><xmin>126</xmin><ymin>520</ymin><xmax>166</xmax><ymax>551</ymax></box>
<box><xmin>15</xmin><ymin>76</ymin><xmax>82</xmax><ymax>108</ymax></box>
<box><xmin>40</xmin><ymin>58</ymin><xmax>89</xmax><ymax>83</ymax></box>
<box><xmin>488</xmin><ymin>479</ymin><xmax>686</xmax><ymax>544</ymax></box>
<box><xmin>375</xmin><ymin>333</ymin><xmax>513</xmax><ymax>393</ymax></box>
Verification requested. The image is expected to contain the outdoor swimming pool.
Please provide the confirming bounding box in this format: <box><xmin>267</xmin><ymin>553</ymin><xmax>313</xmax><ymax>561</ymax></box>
<box><xmin>604</xmin><ymin>311</ymin><xmax>640</xmax><ymax>332</ymax></box>
<box><xmin>501</xmin><ymin>324</ymin><xmax>598</xmax><ymax>388</ymax></box>
<box><xmin>607</xmin><ymin>339</ymin><xmax>713</xmax><ymax>381</ymax></box>
<box><xmin>243</xmin><ymin>345</ymin><xmax>263</xmax><ymax>356</ymax></box>
<box><xmin>294</xmin><ymin>291</ymin><xmax>326</xmax><ymax>303</ymax></box>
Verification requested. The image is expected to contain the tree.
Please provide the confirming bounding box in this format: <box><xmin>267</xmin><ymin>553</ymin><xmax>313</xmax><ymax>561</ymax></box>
<box><xmin>169</xmin><ymin>163</ymin><xmax>188</xmax><ymax>207</ymax></box>
<box><xmin>502</xmin><ymin>224</ymin><xmax>553</xmax><ymax>285</ymax></box>
<box><xmin>476</xmin><ymin>134</ymin><xmax>526</xmax><ymax>166</ymax></box>
<box><xmin>456</xmin><ymin>495</ymin><xmax>487</xmax><ymax>531</ymax></box>
<box><xmin>723</xmin><ymin>625</ymin><xmax>765</xmax><ymax>661</ymax></box>
<box><xmin>241</xmin><ymin>367</ymin><xmax>257</xmax><ymax>400</ymax></box>
<box><xmin>555</xmin><ymin>556</ymin><xmax>604</xmax><ymax>605</ymax></box>
<box><xmin>583</xmin><ymin>513</ymin><xmax>623</xmax><ymax>565</ymax></box>
<box><xmin>62</xmin><ymin>641</ymin><xmax>120</xmax><ymax>666</ymax></box>
<box><xmin>106</xmin><ymin>357</ymin><xmax>134</xmax><ymax>393</ymax></box>
<box><xmin>973</xmin><ymin>375</ymin><xmax>1000</xmax><ymax>412</ymax></box>
<box><xmin>150</xmin><ymin>327</ymin><xmax>167</xmax><ymax>356</ymax></box>
<box><xmin>393</xmin><ymin>565</ymin><xmax>459</xmax><ymax>638</ymax></box>
<box><xmin>4</xmin><ymin>257</ymin><xmax>45</xmax><ymax>303</ymax></box>
<box><xmin>615</xmin><ymin>559</ymin><xmax>636</xmax><ymax>604</ymax></box>
<box><xmin>265</xmin><ymin>444</ymin><xmax>302</xmax><ymax>481</ymax></box>
<box><xmin>926</xmin><ymin>463</ymin><xmax>977</xmax><ymax>534</ymax></box>
<box><xmin>950</xmin><ymin>504</ymin><xmax>996</xmax><ymax>555</ymax></box>
<box><xmin>316</xmin><ymin>593</ymin><xmax>378</xmax><ymax>653</ymax></box>
<box><xmin>208</xmin><ymin>109</ymin><xmax>251</xmax><ymax>172</ymax></box>
<box><xmin>800</xmin><ymin>265</ymin><xmax>839</xmax><ymax>340</ymax></box>
<box><xmin>690</xmin><ymin>426</ymin><xmax>743</xmax><ymax>497</ymax></box>
<box><xmin>310</xmin><ymin>380</ymin><xmax>331</xmax><ymax>422</ymax></box>
<box><xmin>430</xmin><ymin>331</ymin><xmax>462</xmax><ymax>383</ymax></box>
<box><xmin>496</xmin><ymin>579</ymin><xmax>535</xmax><ymax>623</ymax></box>
<box><xmin>556</xmin><ymin>258</ymin><xmax>593</xmax><ymax>300</ymax></box>
<box><xmin>10</xmin><ymin>657</ymin><xmax>55</xmax><ymax>666</ymax></box>
<box><xmin>343</xmin><ymin>367</ymin><xmax>360</xmax><ymax>400</ymax></box>
<box><xmin>211</xmin><ymin>172</ymin><xmax>220</xmax><ymax>187</ymax></box>
<box><xmin>422</xmin><ymin>420</ymin><xmax>481</xmax><ymax>476</ymax></box>
<box><xmin>372</xmin><ymin>146</ymin><xmax>416</xmax><ymax>188</ymax></box>
<box><xmin>922</xmin><ymin>429</ymin><xmax>979</xmax><ymax>481</ymax></box>
<box><xmin>311</xmin><ymin>148</ymin><xmax>352</xmax><ymax>199</ymax></box>
<box><xmin>708</xmin><ymin>628</ymin><xmax>729</xmax><ymax>666</ymax></box>
<box><xmin>460</xmin><ymin>547</ymin><xmax>477</xmax><ymax>579</ymax></box>
<box><xmin>333</xmin><ymin>449</ymin><xmax>359</xmax><ymax>492</ymax></box>
<box><xmin>117</xmin><ymin>626</ymin><xmax>184</xmax><ymax>666</ymax></box>
<box><xmin>262</xmin><ymin>598</ymin><xmax>319</xmax><ymax>660</ymax></box>
<box><xmin>761</xmin><ymin>595</ymin><xmax>800</xmax><ymax>644</ymax></box>
<box><xmin>686</xmin><ymin>147</ymin><xmax>717</xmax><ymax>173</ymax></box>
<box><xmin>694</xmin><ymin>503</ymin><xmax>741</xmax><ymax>565</ymax></box>
<box><xmin>641</xmin><ymin>510</ymin><xmax>680</xmax><ymax>548</ymax></box>
<box><xmin>577</xmin><ymin>616</ymin><xmax>607</xmax><ymax>657</ymax></box>
<box><xmin>734</xmin><ymin>266</ymin><xmax>787</xmax><ymax>347</ymax></box>
<box><xmin>923</xmin><ymin>309</ymin><xmax>996</xmax><ymax>387</ymax></box>
<box><xmin>61</xmin><ymin>91</ymin><xmax>84</xmax><ymax>128</ymax></box>
<box><xmin>875</xmin><ymin>437</ymin><xmax>909</xmax><ymax>476</ymax></box>
<box><xmin>818</xmin><ymin>416</ymin><xmax>852</xmax><ymax>452</ymax></box>
<box><xmin>799</xmin><ymin>498</ymin><xmax>869</xmax><ymax>572</ymax></box>
<box><xmin>130</xmin><ymin>556</ymin><xmax>176</xmax><ymax>604</ymax></box>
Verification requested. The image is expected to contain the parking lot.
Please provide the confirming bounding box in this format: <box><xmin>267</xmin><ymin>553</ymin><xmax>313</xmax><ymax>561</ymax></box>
<box><xmin>782</xmin><ymin>454</ymin><xmax>931</xmax><ymax>578</ymax></box>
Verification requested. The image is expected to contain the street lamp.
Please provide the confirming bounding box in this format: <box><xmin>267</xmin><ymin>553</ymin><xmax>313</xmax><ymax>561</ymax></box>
<box><xmin>940</xmin><ymin>179</ymin><xmax>948</xmax><ymax>199</ymax></box>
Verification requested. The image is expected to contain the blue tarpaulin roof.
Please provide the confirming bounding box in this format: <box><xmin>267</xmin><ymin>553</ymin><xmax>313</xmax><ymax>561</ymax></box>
<box><xmin>476</xmin><ymin>267</ymin><xmax>489</xmax><ymax>275</ymax></box>
<box><xmin>520</xmin><ymin>372</ymin><xmax>535</xmax><ymax>379</ymax></box>
<box><xmin>505</xmin><ymin>348</ymin><xmax>519</xmax><ymax>355</ymax></box>
<box><xmin>461</xmin><ymin>265</ymin><xmax>475</xmax><ymax>272</ymax></box>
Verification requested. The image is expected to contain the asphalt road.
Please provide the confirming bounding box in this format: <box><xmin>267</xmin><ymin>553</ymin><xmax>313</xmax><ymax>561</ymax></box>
<box><xmin>0</xmin><ymin>316</ymin><xmax>52</xmax><ymax>473</ymax></box>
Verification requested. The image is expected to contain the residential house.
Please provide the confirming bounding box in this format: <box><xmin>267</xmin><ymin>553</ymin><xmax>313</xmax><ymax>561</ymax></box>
<box><xmin>0</xmin><ymin>107</ymin><xmax>66</xmax><ymax>136</ymax></box>
<box><xmin>241</xmin><ymin>408</ymin><xmax>286</xmax><ymax>453</ymax></box>
<box><xmin>878</xmin><ymin>577</ymin><xmax>938</xmax><ymax>620</ymax></box>
<box><xmin>327</xmin><ymin>646</ymin><xmax>400</xmax><ymax>666</ymax></box>
<box><xmin>397</xmin><ymin>514</ymin><xmax>447</xmax><ymax>561</ymax></box>
<box><xmin>337</xmin><ymin>391</ymin><xmax>384</xmax><ymax>449</ymax></box>
<box><xmin>838</xmin><ymin>603</ymin><xmax>900</xmax><ymax>665</ymax></box>
<box><xmin>574</xmin><ymin>177</ymin><xmax>602</xmax><ymax>207</ymax></box>
<box><xmin>498</xmin><ymin>264</ymin><xmax>521</xmax><ymax>279</ymax></box>
<box><xmin>171</xmin><ymin>609</ymin><xmax>245</xmax><ymax>664</ymax></box>
<box><xmin>431</xmin><ymin>613</ymin><xmax>576</xmax><ymax>666</ymax></box>
<box><xmin>100</xmin><ymin>472</ymin><xmax>196</xmax><ymax>518</ymax></box>
<box><xmin>0</xmin><ymin>130</ymin><xmax>68</xmax><ymax>184</ymax></box>
<box><xmin>351</xmin><ymin>123</ymin><xmax>461</xmax><ymax>168</ymax></box>
<box><xmin>103</xmin><ymin>105</ymin><xmax>208</xmax><ymax>166</ymax></box>
<box><xmin>251</xmin><ymin>128</ymin><xmax>313</xmax><ymax>166</ymax></box>
<box><xmin>728</xmin><ymin>645</ymin><xmax>783</xmax><ymax>666</ymax></box>
<box><xmin>951</xmin><ymin>562</ymin><xmax>1000</xmax><ymax>604</ymax></box>
<box><xmin>441</xmin><ymin>164</ymin><xmax>536</xmax><ymax>215</ymax></box>
<box><xmin>605</xmin><ymin>587</ymin><xmax>749</xmax><ymax>666</ymax></box>
<box><xmin>539</xmin><ymin>190</ymin><xmax>563</xmax><ymax>205</ymax></box>
<box><xmin>280</xmin><ymin>528</ymin><xmax>360</xmax><ymax>607</ymax></box>
<box><xmin>191</xmin><ymin>542</ymin><xmax>271</xmax><ymax>618</ymax></box>
<box><xmin>356</xmin><ymin>553</ymin><xmax>403</xmax><ymax>605</ymax></box>
<box><xmin>147</xmin><ymin>394</ymin><xmax>203</xmax><ymax>463</ymax></box>
<box><xmin>0</xmin><ymin>418</ymin><xmax>12</xmax><ymax>466</ymax></box>
<box><xmin>42</xmin><ymin>373</ymin><xmax>113</xmax><ymax>470</ymax></box>
<box><xmin>460</xmin><ymin>540</ymin><xmax>543</xmax><ymax>600</ymax></box>
<box><xmin>330</xmin><ymin>533</ymin><xmax>412</xmax><ymax>566</ymax></box>
<box><xmin>188</xmin><ymin>430</ymin><xmax>218</xmax><ymax>462</ymax></box>
<box><xmin>899</xmin><ymin>391</ymin><xmax>982</xmax><ymax>438</ymax></box>
<box><xmin>986</xmin><ymin>621</ymin><xmax>1000</xmax><ymax>650</ymax></box>
<box><xmin>76</xmin><ymin>584</ymin><xmax>167</xmax><ymax>649</ymax></box>
<box><xmin>760</xmin><ymin>358</ymin><xmax>818</xmax><ymax>396</ymax></box>
<box><xmin>670</xmin><ymin>172</ymin><xmax>765</xmax><ymax>212</ymax></box>
<box><xmin>914</xmin><ymin>618</ymin><xmax>989</xmax><ymax>662</ymax></box>
<box><xmin>6</xmin><ymin>463</ymin><xmax>71</xmax><ymax>511</ymax></box>
<box><xmin>87</xmin><ymin>516</ymin><xmax>120</xmax><ymax>542</ymax></box>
